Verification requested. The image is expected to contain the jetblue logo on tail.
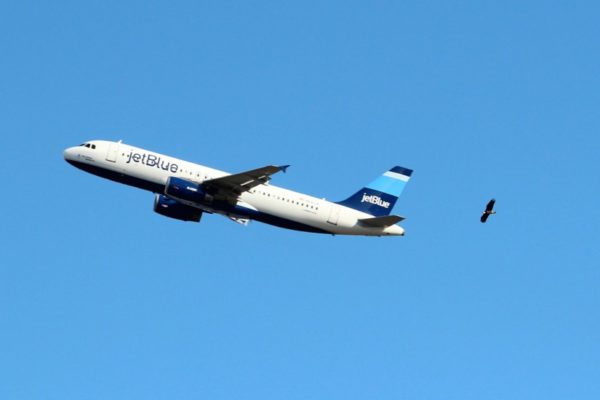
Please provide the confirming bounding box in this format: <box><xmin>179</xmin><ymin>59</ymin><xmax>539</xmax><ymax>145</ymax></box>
<box><xmin>336</xmin><ymin>165</ymin><xmax>412</xmax><ymax>217</ymax></box>
<box><xmin>361</xmin><ymin>193</ymin><xmax>390</xmax><ymax>208</ymax></box>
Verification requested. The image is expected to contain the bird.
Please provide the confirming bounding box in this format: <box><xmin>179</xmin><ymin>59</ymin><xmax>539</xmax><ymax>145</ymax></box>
<box><xmin>480</xmin><ymin>199</ymin><xmax>496</xmax><ymax>223</ymax></box>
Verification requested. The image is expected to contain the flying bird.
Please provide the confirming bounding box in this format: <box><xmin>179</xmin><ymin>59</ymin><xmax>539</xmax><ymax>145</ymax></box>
<box><xmin>480</xmin><ymin>199</ymin><xmax>496</xmax><ymax>223</ymax></box>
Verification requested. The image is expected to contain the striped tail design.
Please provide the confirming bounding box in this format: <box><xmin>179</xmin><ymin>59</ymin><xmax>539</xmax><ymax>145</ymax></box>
<box><xmin>336</xmin><ymin>166</ymin><xmax>413</xmax><ymax>217</ymax></box>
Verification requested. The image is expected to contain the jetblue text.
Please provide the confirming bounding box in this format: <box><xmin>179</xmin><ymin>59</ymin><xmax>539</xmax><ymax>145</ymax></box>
<box><xmin>126</xmin><ymin>151</ymin><xmax>179</xmax><ymax>173</ymax></box>
<box><xmin>361</xmin><ymin>193</ymin><xmax>390</xmax><ymax>208</ymax></box>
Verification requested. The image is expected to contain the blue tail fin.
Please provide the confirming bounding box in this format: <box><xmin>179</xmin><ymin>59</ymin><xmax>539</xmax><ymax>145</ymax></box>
<box><xmin>336</xmin><ymin>166</ymin><xmax>413</xmax><ymax>217</ymax></box>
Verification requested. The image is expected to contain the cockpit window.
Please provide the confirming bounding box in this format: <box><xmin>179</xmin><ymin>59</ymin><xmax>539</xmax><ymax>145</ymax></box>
<box><xmin>91</xmin><ymin>144</ymin><xmax>96</xmax><ymax>149</ymax></box>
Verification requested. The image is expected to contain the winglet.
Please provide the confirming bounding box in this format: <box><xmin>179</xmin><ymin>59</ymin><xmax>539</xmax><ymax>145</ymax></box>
<box><xmin>279</xmin><ymin>165</ymin><xmax>290</xmax><ymax>173</ymax></box>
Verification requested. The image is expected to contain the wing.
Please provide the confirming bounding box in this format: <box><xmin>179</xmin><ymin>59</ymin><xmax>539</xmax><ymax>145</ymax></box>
<box><xmin>486</xmin><ymin>198</ymin><xmax>496</xmax><ymax>212</ymax></box>
<box><xmin>480</xmin><ymin>212</ymin><xmax>489</xmax><ymax>223</ymax></box>
<box><xmin>203</xmin><ymin>165</ymin><xmax>289</xmax><ymax>197</ymax></box>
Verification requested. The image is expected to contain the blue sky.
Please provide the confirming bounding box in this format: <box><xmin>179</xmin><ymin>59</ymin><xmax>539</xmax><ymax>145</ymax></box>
<box><xmin>1</xmin><ymin>1</ymin><xmax>599</xmax><ymax>399</ymax></box>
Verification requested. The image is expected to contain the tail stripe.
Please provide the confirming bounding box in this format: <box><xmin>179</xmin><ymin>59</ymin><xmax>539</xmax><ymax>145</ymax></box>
<box><xmin>390</xmin><ymin>166</ymin><xmax>413</xmax><ymax>176</ymax></box>
<box><xmin>368</xmin><ymin>175</ymin><xmax>407</xmax><ymax>193</ymax></box>
<box><xmin>383</xmin><ymin>170</ymin><xmax>410</xmax><ymax>182</ymax></box>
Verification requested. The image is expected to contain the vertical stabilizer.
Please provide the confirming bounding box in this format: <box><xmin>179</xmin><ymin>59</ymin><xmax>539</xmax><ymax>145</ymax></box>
<box><xmin>336</xmin><ymin>166</ymin><xmax>413</xmax><ymax>217</ymax></box>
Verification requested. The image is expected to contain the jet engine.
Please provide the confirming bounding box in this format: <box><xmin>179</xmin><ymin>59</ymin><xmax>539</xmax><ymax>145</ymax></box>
<box><xmin>164</xmin><ymin>176</ymin><xmax>213</xmax><ymax>204</ymax></box>
<box><xmin>153</xmin><ymin>194</ymin><xmax>202</xmax><ymax>222</ymax></box>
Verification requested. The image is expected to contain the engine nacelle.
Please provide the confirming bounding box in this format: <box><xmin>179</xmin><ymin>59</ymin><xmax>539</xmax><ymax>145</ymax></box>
<box><xmin>153</xmin><ymin>194</ymin><xmax>202</xmax><ymax>222</ymax></box>
<box><xmin>164</xmin><ymin>176</ymin><xmax>211</xmax><ymax>204</ymax></box>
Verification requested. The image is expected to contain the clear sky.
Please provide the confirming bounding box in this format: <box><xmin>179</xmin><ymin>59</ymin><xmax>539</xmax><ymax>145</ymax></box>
<box><xmin>1</xmin><ymin>1</ymin><xmax>599</xmax><ymax>399</ymax></box>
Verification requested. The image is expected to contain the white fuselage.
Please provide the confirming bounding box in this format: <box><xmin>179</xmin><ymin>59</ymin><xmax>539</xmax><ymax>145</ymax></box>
<box><xmin>64</xmin><ymin>140</ymin><xmax>405</xmax><ymax>236</ymax></box>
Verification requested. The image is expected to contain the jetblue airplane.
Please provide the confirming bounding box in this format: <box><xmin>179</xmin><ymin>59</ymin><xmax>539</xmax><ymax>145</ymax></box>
<box><xmin>64</xmin><ymin>140</ymin><xmax>413</xmax><ymax>236</ymax></box>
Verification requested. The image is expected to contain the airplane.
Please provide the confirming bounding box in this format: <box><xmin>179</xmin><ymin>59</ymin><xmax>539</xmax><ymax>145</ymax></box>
<box><xmin>63</xmin><ymin>140</ymin><xmax>413</xmax><ymax>236</ymax></box>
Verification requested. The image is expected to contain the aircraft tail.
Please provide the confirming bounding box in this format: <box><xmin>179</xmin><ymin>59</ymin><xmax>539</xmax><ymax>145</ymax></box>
<box><xmin>336</xmin><ymin>166</ymin><xmax>413</xmax><ymax>217</ymax></box>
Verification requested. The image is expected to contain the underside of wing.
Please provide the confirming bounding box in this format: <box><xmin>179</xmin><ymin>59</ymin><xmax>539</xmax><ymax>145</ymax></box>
<box><xmin>486</xmin><ymin>199</ymin><xmax>496</xmax><ymax>212</ymax></box>
<box><xmin>203</xmin><ymin>165</ymin><xmax>289</xmax><ymax>197</ymax></box>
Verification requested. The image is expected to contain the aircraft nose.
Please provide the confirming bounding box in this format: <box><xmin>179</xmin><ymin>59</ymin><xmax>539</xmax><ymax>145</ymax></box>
<box><xmin>63</xmin><ymin>147</ymin><xmax>77</xmax><ymax>162</ymax></box>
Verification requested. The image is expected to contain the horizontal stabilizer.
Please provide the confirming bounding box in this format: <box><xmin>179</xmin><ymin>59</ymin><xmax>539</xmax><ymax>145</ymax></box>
<box><xmin>358</xmin><ymin>215</ymin><xmax>405</xmax><ymax>228</ymax></box>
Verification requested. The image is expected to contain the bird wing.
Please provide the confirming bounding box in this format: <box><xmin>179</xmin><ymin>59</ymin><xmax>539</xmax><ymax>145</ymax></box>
<box><xmin>486</xmin><ymin>198</ymin><xmax>496</xmax><ymax>212</ymax></box>
<box><xmin>480</xmin><ymin>213</ymin><xmax>489</xmax><ymax>223</ymax></box>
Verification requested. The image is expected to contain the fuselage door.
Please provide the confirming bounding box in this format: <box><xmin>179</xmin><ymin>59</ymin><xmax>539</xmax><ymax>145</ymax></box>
<box><xmin>327</xmin><ymin>205</ymin><xmax>340</xmax><ymax>225</ymax></box>
<box><xmin>106</xmin><ymin>142</ymin><xmax>119</xmax><ymax>163</ymax></box>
